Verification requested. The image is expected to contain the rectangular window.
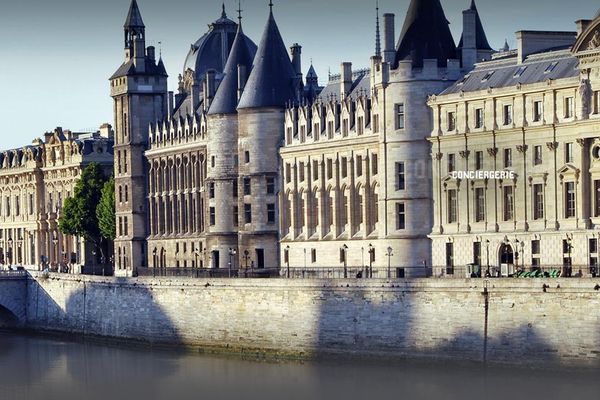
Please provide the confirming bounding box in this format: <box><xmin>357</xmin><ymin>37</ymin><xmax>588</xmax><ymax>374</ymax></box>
<box><xmin>395</xmin><ymin>103</ymin><xmax>405</xmax><ymax>130</ymax></box>
<box><xmin>446</xmin><ymin>243</ymin><xmax>454</xmax><ymax>268</ymax></box>
<box><xmin>533</xmin><ymin>184</ymin><xmax>544</xmax><ymax>220</ymax></box>
<box><xmin>475</xmin><ymin>151</ymin><xmax>483</xmax><ymax>171</ymax></box>
<box><xmin>373</xmin><ymin>114</ymin><xmax>380</xmax><ymax>134</ymax></box>
<box><xmin>233</xmin><ymin>180</ymin><xmax>238</xmax><ymax>198</ymax></box>
<box><xmin>244</xmin><ymin>151</ymin><xmax>250</xmax><ymax>163</ymax></box>
<box><xmin>286</xmin><ymin>164</ymin><xmax>291</xmax><ymax>183</ymax></box>
<box><xmin>534</xmin><ymin>145</ymin><xmax>543</xmax><ymax>165</ymax></box>
<box><xmin>565</xmin><ymin>97</ymin><xmax>574</xmax><ymax>119</ymax></box>
<box><xmin>342</xmin><ymin>119</ymin><xmax>349</xmax><ymax>136</ymax></box>
<box><xmin>243</xmin><ymin>177</ymin><xmax>251</xmax><ymax>195</ymax></box>
<box><xmin>475</xmin><ymin>187</ymin><xmax>485</xmax><ymax>222</ymax></box>
<box><xmin>594</xmin><ymin>91</ymin><xmax>600</xmax><ymax>114</ymax></box>
<box><xmin>267</xmin><ymin>203</ymin><xmax>275</xmax><ymax>224</ymax></box>
<box><xmin>447</xmin><ymin>111</ymin><xmax>456</xmax><ymax>131</ymax></box>
<box><xmin>595</xmin><ymin>180</ymin><xmax>600</xmax><ymax>217</ymax></box>
<box><xmin>473</xmin><ymin>242</ymin><xmax>481</xmax><ymax>266</ymax></box>
<box><xmin>475</xmin><ymin>108</ymin><xmax>484</xmax><ymax>129</ymax></box>
<box><xmin>299</xmin><ymin>162</ymin><xmax>305</xmax><ymax>182</ymax></box>
<box><xmin>503</xmin><ymin>104</ymin><xmax>513</xmax><ymax>126</ymax></box>
<box><xmin>341</xmin><ymin>157</ymin><xmax>348</xmax><ymax>178</ymax></box>
<box><xmin>209</xmin><ymin>207</ymin><xmax>215</xmax><ymax>226</ymax></box>
<box><xmin>504</xmin><ymin>148</ymin><xmax>512</xmax><ymax>168</ymax></box>
<box><xmin>565</xmin><ymin>142</ymin><xmax>574</xmax><ymax>163</ymax></box>
<box><xmin>447</xmin><ymin>189</ymin><xmax>457</xmax><ymax>223</ymax></box>
<box><xmin>396</xmin><ymin>203</ymin><xmax>406</xmax><ymax>230</ymax></box>
<box><xmin>211</xmin><ymin>156</ymin><xmax>216</xmax><ymax>168</ymax></box>
<box><xmin>233</xmin><ymin>206</ymin><xmax>238</xmax><ymax>227</ymax></box>
<box><xmin>533</xmin><ymin>101</ymin><xmax>543</xmax><ymax>122</ymax></box>
<box><xmin>447</xmin><ymin>153</ymin><xmax>456</xmax><ymax>173</ymax></box>
<box><xmin>357</xmin><ymin>116</ymin><xmax>364</xmax><ymax>135</ymax></box>
<box><xmin>531</xmin><ymin>240</ymin><xmax>540</xmax><ymax>255</ymax></box>
<box><xmin>356</xmin><ymin>156</ymin><xmax>363</xmax><ymax>177</ymax></box>
<box><xmin>266</xmin><ymin>178</ymin><xmax>275</xmax><ymax>194</ymax></box>
<box><xmin>311</xmin><ymin>249</ymin><xmax>317</xmax><ymax>263</ymax></box>
<box><xmin>327</xmin><ymin>121</ymin><xmax>334</xmax><ymax>139</ymax></box>
<box><xmin>244</xmin><ymin>204</ymin><xmax>252</xmax><ymax>224</ymax></box>
<box><xmin>396</xmin><ymin>162</ymin><xmax>405</xmax><ymax>191</ymax></box>
<box><xmin>590</xmin><ymin>238</ymin><xmax>598</xmax><ymax>254</ymax></box>
<box><xmin>313</xmin><ymin>160</ymin><xmax>319</xmax><ymax>181</ymax></box>
<box><xmin>327</xmin><ymin>159</ymin><xmax>333</xmax><ymax>180</ymax></box>
<box><xmin>29</xmin><ymin>194</ymin><xmax>34</xmax><ymax>215</ymax></box>
<box><xmin>503</xmin><ymin>186</ymin><xmax>514</xmax><ymax>221</ymax></box>
<box><xmin>372</xmin><ymin>154</ymin><xmax>378</xmax><ymax>175</ymax></box>
<box><xmin>209</xmin><ymin>182</ymin><xmax>215</xmax><ymax>199</ymax></box>
<box><xmin>565</xmin><ymin>181</ymin><xmax>576</xmax><ymax>218</ymax></box>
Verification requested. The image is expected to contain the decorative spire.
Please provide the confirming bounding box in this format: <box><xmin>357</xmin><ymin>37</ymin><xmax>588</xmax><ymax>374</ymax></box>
<box><xmin>124</xmin><ymin>0</ymin><xmax>145</xmax><ymax>28</ymax></box>
<box><xmin>237</xmin><ymin>0</ymin><xmax>243</xmax><ymax>24</ymax></box>
<box><xmin>269</xmin><ymin>0</ymin><xmax>273</xmax><ymax>13</ymax></box>
<box><xmin>222</xmin><ymin>2</ymin><xmax>227</xmax><ymax>18</ymax></box>
<box><xmin>502</xmin><ymin>39</ymin><xmax>509</xmax><ymax>52</ymax></box>
<box><xmin>375</xmin><ymin>0</ymin><xmax>381</xmax><ymax>57</ymax></box>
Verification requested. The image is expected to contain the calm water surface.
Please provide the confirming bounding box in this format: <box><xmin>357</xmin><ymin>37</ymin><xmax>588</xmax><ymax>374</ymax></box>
<box><xmin>1</xmin><ymin>332</ymin><xmax>599</xmax><ymax>400</ymax></box>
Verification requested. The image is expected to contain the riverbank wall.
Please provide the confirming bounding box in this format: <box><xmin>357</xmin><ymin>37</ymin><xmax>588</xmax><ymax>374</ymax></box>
<box><xmin>22</xmin><ymin>272</ymin><xmax>600</xmax><ymax>367</ymax></box>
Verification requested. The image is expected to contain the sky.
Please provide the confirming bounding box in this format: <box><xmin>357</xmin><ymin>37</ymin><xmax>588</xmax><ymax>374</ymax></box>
<box><xmin>0</xmin><ymin>0</ymin><xmax>599</xmax><ymax>151</ymax></box>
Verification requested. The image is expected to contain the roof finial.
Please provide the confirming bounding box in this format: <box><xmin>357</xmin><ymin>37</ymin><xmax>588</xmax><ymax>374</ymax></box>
<box><xmin>158</xmin><ymin>41</ymin><xmax>162</xmax><ymax>58</ymax></box>
<box><xmin>375</xmin><ymin>0</ymin><xmax>381</xmax><ymax>58</ymax></box>
<box><xmin>222</xmin><ymin>2</ymin><xmax>227</xmax><ymax>18</ymax></box>
<box><xmin>269</xmin><ymin>0</ymin><xmax>273</xmax><ymax>12</ymax></box>
<box><xmin>237</xmin><ymin>0</ymin><xmax>243</xmax><ymax>24</ymax></box>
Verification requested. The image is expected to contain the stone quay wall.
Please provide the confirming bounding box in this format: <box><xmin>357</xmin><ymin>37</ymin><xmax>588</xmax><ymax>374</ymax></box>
<box><xmin>22</xmin><ymin>272</ymin><xmax>600</xmax><ymax>368</ymax></box>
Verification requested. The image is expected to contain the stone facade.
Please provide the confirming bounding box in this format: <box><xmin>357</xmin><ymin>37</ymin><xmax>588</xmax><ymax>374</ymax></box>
<box><xmin>428</xmin><ymin>14</ymin><xmax>600</xmax><ymax>276</ymax></box>
<box><xmin>20</xmin><ymin>272</ymin><xmax>600</xmax><ymax>368</ymax></box>
<box><xmin>0</xmin><ymin>127</ymin><xmax>114</xmax><ymax>272</ymax></box>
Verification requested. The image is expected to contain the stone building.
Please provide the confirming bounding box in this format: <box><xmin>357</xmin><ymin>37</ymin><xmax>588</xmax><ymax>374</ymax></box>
<box><xmin>428</xmin><ymin>9</ymin><xmax>600</xmax><ymax>276</ymax></box>
<box><xmin>280</xmin><ymin>0</ymin><xmax>489</xmax><ymax>276</ymax></box>
<box><xmin>0</xmin><ymin>126</ymin><xmax>114</xmax><ymax>272</ymax></box>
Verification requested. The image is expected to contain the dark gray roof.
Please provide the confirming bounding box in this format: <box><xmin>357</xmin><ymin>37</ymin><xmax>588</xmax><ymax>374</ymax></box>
<box><xmin>317</xmin><ymin>71</ymin><xmax>370</xmax><ymax>102</ymax></box>
<box><xmin>457</xmin><ymin>0</ymin><xmax>492</xmax><ymax>51</ymax></box>
<box><xmin>306</xmin><ymin>65</ymin><xmax>318</xmax><ymax>80</ymax></box>
<box><xmin>183</xmin><ymin>9</ymin><xmax>250</xmax><ymax>82</ymax></box>
<box><xmin>442</xmin><ymin>50</ymin><xmax>579</xmax><ymax>95</ymax></box>
<box><xmin>208</xmin><ymin>26</ymin><xmax>257</xmax><ymax>115</ymax></box>
<box><xmin>237</xmin><ymin>10</ymin><xmax>298</xmax><ymax>109</ymax></box>
<box><xmin>124</xmin><ymin>0</ymin><xmax>144</xmax><ymax>28</ymax></box>
<box><xmin>110</xmin><ymin>58</ymin><xmax>169</xmax><ymax>80</ymax></box>
<box><xmin>394</xmin><ymin>0</ymin><xmax>457</xmax><ymax>68</ymax></box>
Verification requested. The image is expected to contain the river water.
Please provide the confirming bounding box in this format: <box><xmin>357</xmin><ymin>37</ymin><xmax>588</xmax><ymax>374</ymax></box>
<box><xmin>1</xmin><ymin>332</ymin><xmax>599</xmax><ymax>400</ymax></box>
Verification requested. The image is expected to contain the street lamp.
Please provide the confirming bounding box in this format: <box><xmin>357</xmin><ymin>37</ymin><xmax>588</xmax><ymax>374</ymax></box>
<box><xmin>386</xmin><ymin>246</ymin><xmax>393</xmax><ymax>279</ymax></box>
<box><xmin>566</xmin><ymin>233</ymin><xmax>573</xmax><ymax>277</ymax></box>
<box><xmin>341</xmin><ymin>245</ymin><xmax>348</xmax><ymax>278</ymax></box>
<box><xmin>284</xmin><ymin>246</ymin><xmax>289</xmax><ymax>278</ymax></box>
<box><xmin>361</xmin><ymin>247</ymin><xmax>365</xmax><ymax>278</ymax></box>
<box><xmin>368</xmin><ymin>243</ymin><xmax>374</xmax><ymax>278</ymax></box>
<box><xmin>485</xmin><ymin>239</ymin><xmax>490</xmax><ymax>277</ymax></box>
<box><xmin>228</xmin><ymin>248</ymin><xmax>237</xmax><ymax>278</ymax></box>
<box><xmin>153</xmin><ymin>248</ymin><xmax>158</xmax><ymax>277</ymax></box>
<box><xmin>514</xmin><ymin>238</ymin><xmax>520</xmax><ymax>271</ymax></box>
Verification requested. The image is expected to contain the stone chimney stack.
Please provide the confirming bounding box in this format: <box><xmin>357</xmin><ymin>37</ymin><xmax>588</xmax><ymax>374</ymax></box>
<box><xmin>461</xmin><ymin>7</ymin><xmax>477</xmax><ymax>71</ymax></box>
<box><xmin>133</xmin><ymin>36</ymin><xmax>145</xmax><ymax>72</ymax></box>
<box><xmin>146</xmin><ymin>46</ymin><xmax>155</xmax><ymax>62</ymax></box>
<box><xmin>341</xmin><ymin>62</ymin><xmax>352</xmax><ymax>99</ymax></box>
<box><xmin>290</xmin><ymin>43</ymin><xmax>302</xmax><ymax>78</ymax></box>
<box><xmin>383</xmin><ymin>13</ymin><xmax>396</xmax><ymax>64</ymax></box>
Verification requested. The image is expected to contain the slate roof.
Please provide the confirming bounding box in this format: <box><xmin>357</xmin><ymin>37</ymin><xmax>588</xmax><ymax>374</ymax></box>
<box><xmin>110</xmin><ymin>58</ymin><xmax>168</xmax><ymax>80</ymax></box>
<box><xmin>237</xmin><ymin>10</ymin><xmax>297</xmax><ymax>109</ymax></box>
<box><xmin>317</xmin><ymin>71</ymin><xmax>371</xmax><ymax>102</ymax></box>
<box><xmin>457</xmin><ymin>0</ymin><xmax>492</xmax><ymax>51</ymax></box>
<box><xmin>208</xmin><ymin>25</ymin><xmax>257</xmax><ymax>115</ymax></box>
<box><xmin>441</xmin><ymin>49</ymin><xmax>579</xmax><ymax>95</ymax></box>
<box><xmin>124</xmin><ymin>0</ymin><xmax>144</xmax><ymax>28</ymax></box>
<box><xmin>394</xmin><ymin>0</ymin><xmax>457</xmax><ymax>68</ymax></box>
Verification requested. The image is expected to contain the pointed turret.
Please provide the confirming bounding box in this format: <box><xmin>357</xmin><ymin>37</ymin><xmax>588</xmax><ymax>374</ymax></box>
<box><xmin>458</xmin><ymin>0</ymin><xmax>493</xmax><ymax>70</ymax></box>
<box><xmin>124</xmin><ymin>0</ymin><xmax>145</xmax><ymax>29</ymax></box>
<box><xmin>394</xmin><ymin>0</ymin><xmax>457</xmax><ymax>68</ymax></box>
<box><xmin>209</xmin><ymin>23</ymin><xmax>257</xmax><ymax>114</ymax></box>
<box><xmin>237</xmin><ymin>7</ymin><xmax>297</xmax><ymax>109</ymax></box>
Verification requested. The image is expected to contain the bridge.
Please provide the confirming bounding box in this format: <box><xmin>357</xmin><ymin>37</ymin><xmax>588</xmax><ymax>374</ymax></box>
<box><xmin>0</xmin><ymin>271</ymin><xmax>27</xmax><ymax>328</ymax></box>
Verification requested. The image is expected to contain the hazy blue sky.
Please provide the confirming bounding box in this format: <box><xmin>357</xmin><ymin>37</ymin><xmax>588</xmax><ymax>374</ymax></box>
<box><xmin>1</xmin><ymin>0</ymin><xmax>599</xmax><ymax>151</ymax></box>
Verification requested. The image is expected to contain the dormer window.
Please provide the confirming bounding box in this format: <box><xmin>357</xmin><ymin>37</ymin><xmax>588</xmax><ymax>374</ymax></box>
<box><xmin>544</xmin><ymin>61</ymin><xmax>558</xmax><ymax>74</ymax></box>
<box><xmin>514</xmin><ymin>66</ymin><xmax>527</xmax><ymax>78</ymax></box>
<box><xmin>481</xmin><ymin>71</ymin><xmax>495</xmax><ymax>82</ymax></box>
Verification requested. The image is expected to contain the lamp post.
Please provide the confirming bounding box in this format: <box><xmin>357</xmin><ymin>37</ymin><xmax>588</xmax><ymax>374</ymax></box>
<box><xmin>153</xmin><ymin>248</ymin><xmax>158</xmax><ymax>277</ymax></box>
<box><xmin>361</xmin><ymin>247</ymin><xmax>365</xmax><ymax>278</ymax></box>
<box><xmin>386</xmin><ymin>246</ymin><xmax>393</xmax><ymax>279</ymax></box>
<box><xmin>303</xmin><ymin>248</ymin><xmax>307</xmax><ymax>270</ymax></box>
<box><xmin>228</xmin><ymin>248</ymin><xmax>237</xmax><ymax>278</ymax></box>
<box><xmin>284</xmin><ymin>246</ymin><xmax>289</xmax><ymax>278</ymax></box>
<box><xmin>244</xmin><ymin>249</ymin><xmax>250</xmax><ymax>270</ymax></box>
<box><xmin>341</xmin><ymin>245</ymin><xmax>348</xmax><ymax>278</ymax></box>
<box><xmin>566</xmin><ymin>233</ymin><xmax>573</xmax><ymax>277</ymax></box>
<box><xmin>91</xmin><ymin>249</ymin><xmax>96</xmax><ymax>276</ymax></box>
<box><xmin>513</xmin><ymin>238</ymin><xmax>520</xmax><ymax>271</ymax></box>
<box><xmin>485</xmin><ymin>239</ymin><xmax>490</xmax><ymax>277</ymax></box>
<box><xmin>368</xmin><ymin>243</ymin><xmax>374</xmax><ymax>278</ymax></box>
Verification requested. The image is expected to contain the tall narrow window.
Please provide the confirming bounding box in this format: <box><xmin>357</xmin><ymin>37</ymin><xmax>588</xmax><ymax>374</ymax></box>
<box><xmin>565</xmin><ymin>182</ymin><xmax>576</xmax><ymax>218</ymax></box>
<box><xmin>341</xmin><ymin>157</ymin><xmax>348</xmax><ymax>178</ymax></box>
<box><xmin>503</xmin><ymin>186</ymin><xmax>514</xmax><ymax>221</ymax></box>
<box><xmin>267</xmin><ymin>204</ymin><xmax>275</xmax><ymax>224</ymax></box>
<box><xmin>299</xmin><ymin>162</ymin><xmax>305</xmax><ymax>182</ymax></box>
<box><xmin>533</xmin><ymin>184</ymin><xmax>544</xmax><ymax>220</ymax></box>
<box><xmin>243</xmin><ymin>178</ymin><xmax>251</xmax><ymax>195</ymax></box>
<box><xmin>285</xmin><ymin>164</ymin><xmax>291</xmax><ymax>183</ymax></box>
<box><xmin>327</xmin><ymin>159</ymin><xmax>333</xmax><ymax>180</ymax></box>
<box><xmin>209</xmin><ymin>207</ymin><xmax>215</xmax><ymax>226</ymax></box>
<box><xmin>533</xmin><ymin>101</ymin><xmax>543</xmax><ymax>122</ymax></box>
<box><xmin>475</xmin><ymin>188</ymin><xmax>485</xmax><ymax>222</ymax></box>
<box><xmin>372</xmin><ymin>154</ymin><xmax>378</xmax><ymax>175</ymax></box>
<box><xmin>565</xmin><ymin>142</ymin><xmax>574</xmax><ymax>163</ymax></box>
<box><xmin>503</xmin><ymin>104</ymin><xmax>513</xmax><ymax>126</ymax></box>
<box><xmin>396</xmin><ymin>203</ymin><xmax>406</xmax><ymax>230</ymax></box>
<box><xmin>356</xmin><ymin>156</ymin><xmax>363</xmax><ymax>177</ymax></box>
<box><xmin>373</xmin><ymin>114</ymin><xmax>380</xmax><ymax>134</ymax></box>
<box><xmin>395</xmin><ymin>103</ymin><xmax>405</xmax><ymax>130</ymax></box>
<box><xmin>565</xmin><ymin>97</ymin><xmax>574</xmax><ymax>118</ymax></box>
<box><xmin>357</xmin><ymin>116</ymin><xmax>364</xmax><ymax>135</ymax></box>
<box><xmin>447</xmin><ymin>153</ymin><xmax>456</xmax><ymax>173</ymax></box>
<box><xmin>504</xmin><ymin>148</ymin><xmax>512</xmax><ymax>168</ymax></box>
<box><xmin>447</xmin><ymin>111</ymin><xmax>456</xmax><ymax>131</ymax></box>
<box><xmin>447</xmin><ymin>189</ymin><xmax>457</xmax><ymax>223</ymax></box>
<box><xmin>313</xmin><ymin>160</ymin><xmax>319</xmax><ymax>181</ymax></box>
<box><xmin>595</xmin><ymin>180</ymin><xmax>600</xmax><ymax>217</ymax></box>
<box><xmin>473</xmin><ymin>242</ymin><xmax>481</xmax><ymax>266</ymax></box>
<box><xmin>534</xmin><ymin>145</ymin><xmax>543</xmax><ymax>165</ymax></box>
<box><xmin>396</xmin><ymin>162</ymin><xmax>405</xmax><ymax>190</ymax></box>
<box><xmin>475</xmin><ymin>151</ymin><xmax>483</xmax><ymax>170</ymax></box>
<box><xmin>209</xmin><ymin>182</ymin><xmax>215</xmax><ymax>199</ymax></box>
<box><xmin>475</xmin><ymin>108</ymin><xmax>484</xmax><ymax>129</ymax></box>
<box><xmin>244</xmin><ymin>204</ymin><xmax>252</xmax><ymax>224</ymax></box>
<box><xmin>233</xmin><ymin>206</ymin><xmax>238</xmax><ymax>227</ymax></box>
<box><xmin>233</xmin><ymin>180</ymin><xmax>238</xmax><ymax>198</ymax></box>
<box><xmin>266</xmin><ymin>178</ymin><xmax>275</xmax><ymax>194</ymax></box>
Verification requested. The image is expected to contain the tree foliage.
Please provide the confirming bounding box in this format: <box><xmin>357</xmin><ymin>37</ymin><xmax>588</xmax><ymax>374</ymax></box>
<box><xmin>97</xmin><ymin>176</ymin><xmax>116</xmax><ymax>241</ymax></box>
<box><xmin>58</xmin><ymin>162</ymin><xmax>106</xmax><ymax>243</ymax></box>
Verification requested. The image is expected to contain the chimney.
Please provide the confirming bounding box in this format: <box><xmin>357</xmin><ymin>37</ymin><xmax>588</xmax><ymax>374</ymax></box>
<box><xmin>341</xmin><ymin>62</ymin><xmax>352</xmax><ymax>99</ymax></box>
<box><xmin>290</xmin><ymin>43</ymin><xmax>302</xmax><ymax>77</ymax></box>
<box><xmin>206</xmin><ymin>70</ymin><xmax>216</xmax><ymax>99</ymax></box>
<box><xmin>461</xmin><ymin>7</ymin><xmax>477</xmax><ymax>71</ymax></box>
<box><xmin>237</xmin><ymin>64</ymin><xmax>247</xmax><ymax>101</ymax></box>
<box><xmin>516</xmin><ymin>31</ymin><xmax>577</xmax><ymax>64</ymax></box>
<box><xmin>99</xmin><ymin>124</ymin><xmax>114</xmax><ymax>138</ymax></box>
<box><xmin>576</xmin><ymin>20</ymin><xmax>592</xmax><ymax>37</ymax></box>
<box><xmin>383</xmin><ymin>14</ymin><xmax>395</xmax><ymax>64</ymax></box>
<box><xmin>133</xmin><ymin>37</ymin><xmax>145</xmax><ymax>73</ymax></box>
<box><xmin>147</xmin><ymin>46</ymin><xmax>156</xmax><ymax>62</ymax></box>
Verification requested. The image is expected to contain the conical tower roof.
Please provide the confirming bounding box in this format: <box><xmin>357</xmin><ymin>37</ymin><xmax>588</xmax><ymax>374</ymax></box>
<box><xmin>209</xmin><ymin>25</ymin><xmax>257</xmax><ymax>115</ymax></box>
<box><xmin>394</xmin><ymin>0</ymin><xmax>457</xmax><ymax>68</ymax></box>
<box><xmin>237</xmin><ymin>9</ymin><xmax>297</xmax><ymax>109</ymax></box>
<box><xmin>458</xmin><ymin>0</ymin><xmax>492</xmax><ymax>51</ymax></box>
<box><xmin>124</xmin><ymin>0</ymin><xmax>144</xmax><ymax>28</ymax></box>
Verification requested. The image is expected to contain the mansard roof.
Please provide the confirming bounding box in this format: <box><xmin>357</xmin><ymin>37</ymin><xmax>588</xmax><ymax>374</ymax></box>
<box><xmin>208</xmin><ymin>25</ymin><xmax>257</xmax><ymax>115</ymax></box>
<box><xmin>457</xmin><ymin>0</ymin><xmax>492</xmax><ymax>51</ymax></box>
<box><xmin>394</xmin><ymin>0</ymin><xmax>457</xmax><ymax>68</ymax></box>
<box><xmin>237</xmin><ymin>10</ymin><xmax>297</xmax><ymax>109</ymax></box>
<box><xmin>124</xmin><ymin>0</ymin><xmax>144</xmax><ymax>28</ymax></box>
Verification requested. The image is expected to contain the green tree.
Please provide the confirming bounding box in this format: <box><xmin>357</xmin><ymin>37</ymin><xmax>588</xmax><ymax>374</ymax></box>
<box><xmin>59</xmin><ymin>162</ymin><xmax>107</xmax><ymax>256</ymax></box>
<box><xmin>97</xmin><ymin>176</ymin><xmax>116</xmax><ymax>241</ymax></box>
